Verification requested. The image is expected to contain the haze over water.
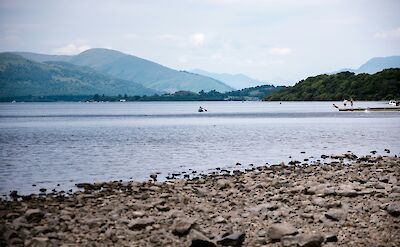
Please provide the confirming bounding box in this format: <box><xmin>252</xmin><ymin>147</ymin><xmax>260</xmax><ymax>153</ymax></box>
<box><xmin>0</xmin><ymin>101</ymin><xmax>399</xmax><ymax>195</ymax></box>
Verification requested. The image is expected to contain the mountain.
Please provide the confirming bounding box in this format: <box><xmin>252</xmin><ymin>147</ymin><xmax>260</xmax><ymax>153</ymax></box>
<box><xmin>336</xmin><ymin>56</ymin><xmax>400</xmax><ymax>74</ymax></box>
<box><xmin>16</xmin><ymin>48</ymin><xmax>234</xmax><ymax>93</ymax></box>
<box><xmin>190</xmin><ymin>69</ymin><xmax>263</xmax><ymax>90</ymax></box>
<box><xmin>0</xmin><ymin>53</ymin><xmax>156</xmax><ymax>98</ymax></box>
<box><xmin>357</xmin><ymin>56</ymin><xmax>400</xmax><ymax>74</ymax></box>
<box><xmin>265</xmin><ymin>69</ymin><xmax>400</xmax><ymax>101</ymax></box>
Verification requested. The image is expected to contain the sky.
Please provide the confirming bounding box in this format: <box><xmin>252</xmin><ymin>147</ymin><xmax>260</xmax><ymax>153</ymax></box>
<box><xmin>0</xmin><ymin>0</ymin><xmax>399</xmax><ymax>85</ymax></box>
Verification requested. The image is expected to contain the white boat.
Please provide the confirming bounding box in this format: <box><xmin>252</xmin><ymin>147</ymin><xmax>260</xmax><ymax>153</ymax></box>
<box><xmin>389</xmin><ymin>100</ymin><xmax>399</xmax><ymax>106</ymax></box>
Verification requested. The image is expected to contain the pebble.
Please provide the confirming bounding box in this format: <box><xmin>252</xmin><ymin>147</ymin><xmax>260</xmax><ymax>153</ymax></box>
<box><xmin>386</xmin><ymin>202</ymin><xmax>400</xmax><ymax>217</ymax></box>
<box><xmin>217</xmin><ymin>232</ymin><xmax>246</xmax><ymax>246</ymax></box>
<box><xmin>24</xmin><ymin>209</ymin><xmax>45</xmax><ymax>223</ymax></box>
<box><xmin>172</xmin><ymin>218</ymin><xmax>195</xmax><ymax>236</ymax></box>
<box><xmin>267</xmin><ymin>223</ymin><xmax>298</xmax><ymax>242</ymax></box>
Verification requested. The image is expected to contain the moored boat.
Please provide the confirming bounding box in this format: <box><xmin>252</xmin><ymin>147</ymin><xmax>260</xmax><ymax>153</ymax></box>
<box><xmin>333</xmin><ymin>103</ymin><xmax>400</xmax><ymax>112</ymax></box>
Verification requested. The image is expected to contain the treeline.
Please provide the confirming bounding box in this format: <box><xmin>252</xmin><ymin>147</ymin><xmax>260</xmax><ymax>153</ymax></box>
<box><xmin>265</xmin><ymin>69</ymin><xmax>400</xmax><ymax>101</ymax></box>
<box><xmin>0</xmin><ymin>95</ymin><xmax>92</xmax><ymax>102</ymax></box>
<box><xmin>90</xmin><ymin>84</ymin><xmax>280</xmax><ymax>102</ymax></box>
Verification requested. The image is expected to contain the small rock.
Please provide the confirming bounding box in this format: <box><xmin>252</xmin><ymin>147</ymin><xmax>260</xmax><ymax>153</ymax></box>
<box><xmin>189</xmin><ymin>229</ymin><xmax>216</xmax><ymax>247</ymax></box>
<box><xmin>128</xmin><ymin>217</ymin><xmax>155</xmax><ymax>230</ymax></box>
<box><xmin>214</xmin><ymin>216</ymin><xmax>227</xmax><ymax>223</ymax></box>
<box><xmin>131</xmin><ymin>211</ymin><xmax>146</xmax><ymax>218</ymax></box>
<box><xmin>325</xmin><ymin>233</ymin><xmax>338</xmax><ymax>242</ymax></box>
<box><xmin>25</xmin><ymin>209</ymin><xmax>45</xmax><ymax>223</ymax></box>
<box><xmin>298</xmin><ymin>233</ymin><xmax>324</xmax><ymax>247</ymax></box>
<box><xmin>172</xmin><ymin>218</ymin><xmax>195</xmax><ymax>236</ymax></box>
<box><xmin>325</xmin><ymin>209</ymin><xmax>347</xmax><ymax>221</ymax></box>
<box><xmin>386</xmin><ymin>202</ymin><xmax>400</xmax><ymax>217</ymax></box>
<box><xmin>267</xmin><ymin>223</ymin><xmax>298</xmax><ymax>242</ymax></box>
<box><xmin>281</xmin><ymin>235</ymin><xmax>298</xmax><ymax>247</ymax></box>
<box><xmin>217</xmin><ymin>232</ymin><xmax>246</xmax><ymax>246</ymax></box>
<box><xmin>26</xmin><ymin>237</ymin><xmax>50</xmax><ymax>247</ymax></box>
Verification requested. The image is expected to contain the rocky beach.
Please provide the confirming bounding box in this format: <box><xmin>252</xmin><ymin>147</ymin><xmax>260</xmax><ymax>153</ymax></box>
<box><xmin>1</xmin><ymin>154</ymin><xmax>399</xmax><ymax>247</ymax></box>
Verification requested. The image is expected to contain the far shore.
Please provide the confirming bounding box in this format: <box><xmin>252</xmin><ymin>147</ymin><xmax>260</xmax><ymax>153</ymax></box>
<box><xmin>1</xmin><ymin>154</ymin><xmax>399</xmax><ymax>246</ymax></box>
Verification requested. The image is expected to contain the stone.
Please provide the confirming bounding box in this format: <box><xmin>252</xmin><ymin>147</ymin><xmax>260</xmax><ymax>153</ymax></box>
<box><xmin>25</xmin><ymin>209</ymin><xmax>45</xmax><ymax>223</ymax></box>
<box><xmin>214</xmin><ymin>216</ymin><xmax>226</xmax><ymax>223</ymax></box>
<box><xmin>298</xmin><ymin>233</ymin><xmax>324</xmax><ymax>247</ymax></box>
<box><xmin>128</xmin><ymin>217</ymin><xmax>155</xmax><ymax>230</ymax></box>
<box><xmin>336</xmin><ymin>185</ymin><xmax>358</xmax><ymax>197</ymax></box>
<box><xmin>386</xmin><ymin>202</ymin><xmax>400</xmax><ymax>217</ymax></box>
<box><xmin>325</xmin><ymin>233</ymin><xmax>338</xmax><ymax>242</ymax></box>
<box><xmin>131</xmin><ymin>211</ymin><xmax>146</xmax><ymax>218</ymax></box>
<box><xmin>172</xmin><ymin>218</ymin><xmax>195</xmax><ymax>236</ymax></box>
<box><xmin>189</xmin><ymin>229</ymin><xmax>216</xmax><ymax>247</ymax></box>
<box><xmin>26</xmin><ymin>237</ymin><xmax>51</xmax><ymax>247</ymax></box>
<box><xmin>267</xmin><ymin>223</ymin><xmax>298</xmax><ymax>242</ymax></box>
<box><xmin>217</xmin><ymin>232</ymin><xmax>246</xmax><ymax>246</ymax></box>
<box><xmin>281</xmin><ymin>236</ymin><xmax>299</xmax><ymax>247</ymax></box>
<box><xmin>325</xmin><ymin>209</ymin><xmax>347</xmax><ymax>221</ymax></box>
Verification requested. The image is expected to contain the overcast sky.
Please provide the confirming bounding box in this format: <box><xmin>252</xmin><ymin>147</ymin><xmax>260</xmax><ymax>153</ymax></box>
<box><xmin>1</xmin><ymin>0</ymin><xmax>399</xmax><ymax>84</ymax></box>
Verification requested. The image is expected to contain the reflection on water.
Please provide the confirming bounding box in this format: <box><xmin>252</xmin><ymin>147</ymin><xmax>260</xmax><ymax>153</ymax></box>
<box><xmin>0</xmin><ymin>101</ymin><xmax>399</xmax><ymax>195</ymax></box>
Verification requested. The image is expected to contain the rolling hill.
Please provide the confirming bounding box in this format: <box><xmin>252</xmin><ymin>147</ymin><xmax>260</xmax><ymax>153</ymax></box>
<box><xmin>0</xmin><ymin>53</ymin><xmax>157</xmax><ymax>98</ymax></box>
<box><xmin>265</xmin><ymin>69</ymin><xmax>400</xmax><ymax>101</ymax></box>
<box><xmin>16</xmin><ymin>48</ymin><xmax>234</xmax><ymax>93</ymax></box>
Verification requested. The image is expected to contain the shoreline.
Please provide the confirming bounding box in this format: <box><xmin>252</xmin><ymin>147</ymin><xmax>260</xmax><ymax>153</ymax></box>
<box><xmin>1</xmin><ymin>154</ymin><xmax>400</xmax><ymax>246</ymax></box>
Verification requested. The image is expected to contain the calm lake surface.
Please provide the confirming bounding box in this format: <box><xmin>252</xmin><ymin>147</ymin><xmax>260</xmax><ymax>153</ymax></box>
<box><xmin>1</xmin><ymin>101</ymin><xmax>399</xmax><ymax>195</ymax></box>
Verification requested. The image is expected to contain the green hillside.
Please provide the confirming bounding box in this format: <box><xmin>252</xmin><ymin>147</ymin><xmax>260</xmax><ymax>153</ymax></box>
<box><xmin>0</xmin><ymin>53</ymin><xmax>156</xmax><ymax>98</ymax></box>
<box><xmin>16</xmin><ymin>48</ymin><xmax>235</xmax><ymax>93</ymax></box>
<box><xmin>265</xmin><ymin>69</ymin><xmax>400</xmax><ymax>101</ymax></box>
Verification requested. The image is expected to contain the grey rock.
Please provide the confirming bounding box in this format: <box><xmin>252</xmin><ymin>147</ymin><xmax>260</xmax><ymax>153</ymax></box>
<box><xmin>298</xmin><ymin>233</ymin><xmax>324</xmax><ymax>247</ymax></box>
<box><xmin>26</xmin><ymin>237</ymin><xmax>51</xmax><ymax>247</ymax></box>
<box><xmin>386</xmin><ymin>202</ymin><xmax>400</xmax><ymax>217</ymax></box>
<box><xmin>131</xmin><ymin>211</ymin><xmax>146</xmax><ymax>218</ymax></box>
<box><xmin>217</xmin><ymin>232</ymin><xmax>246</xmax><ymax>246</ymax></box>
<box><xmin>281</xmin><ymin>235</ymin><xmax>299</xmax><ymax>247</ymax></box>
<box><xmin>325</xmin><ymin>209</ymin><xmax>347</xmax><ymax>221</ymax></box>
<box><xmin>267</xmin><ymin>223</ymin><xmax>298</xmax><ymax>242</ymax></box>
<box><xmin>189</xmin><ymin>229</ymin><xmax>216</xmax><ymax>247</ymax></box>
<box><xmin>128</xmin><ymin>217</ymin><xmax>155</xmax><ymax>230</ymax></box>
<box><xmin>172</xmin><ymin>218</ymin><xmax>195</xmax><ymax>236</ymax></box>
<box><xmin>25</xmin><ymin>209</ymin><xmax>45</xmax><ymax>223</ymax></box>
<box><xmin>325</xmin><ymin>233</ymin><xmax>338</xmax><ymax>242</ymax></box>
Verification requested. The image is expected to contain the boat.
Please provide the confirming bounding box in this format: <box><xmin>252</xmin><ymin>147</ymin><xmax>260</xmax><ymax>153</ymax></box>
<box><xmin>333</xmin><ymin>104</ymin><xmax>400</xmax><ymax>112</ymax></box>
<box><xmin>198</xmin><ymin>106</ymin><xmax>207</xmax><ymax>112</ymax></box>
<box><xmin>389</xmin><ymin>100</ymin><xmax>399</xmax><ymax>106</ymax></box>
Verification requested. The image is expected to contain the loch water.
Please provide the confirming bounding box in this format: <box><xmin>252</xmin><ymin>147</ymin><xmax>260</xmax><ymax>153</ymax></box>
<box><xmin>1</xmin><ymin>101</ymin><xmax>399</xmax><ymax>195</ymax></box>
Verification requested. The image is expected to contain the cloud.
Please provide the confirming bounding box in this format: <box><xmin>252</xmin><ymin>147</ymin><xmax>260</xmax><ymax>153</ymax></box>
<box><xmin>375</xmin><ymin>27</ymin><xmax>400</xmax><ymax>39</ymax></box>
<box><xmin>268</xmin><ymin>47</ymin><xmax>292</xmax><ymax>55</ymax></box>
<box><xmin>191</xmin><ymin>33</ymin><xmax>205</xmax><ymax>47</ymax></box>
<box><xmin>53</xmin><ymin>42</ymin><xmax>91</xmax><ymax>55</ymax></box>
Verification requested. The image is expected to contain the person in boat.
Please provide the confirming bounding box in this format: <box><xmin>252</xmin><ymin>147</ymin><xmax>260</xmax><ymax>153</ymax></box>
<box><xmin>198</xmin><ymin>106</ymin><xmax>207</xmax><ymax>112</ymax></box>
<box><xmin>350</xmin><ymin>98</ymin><xmax>354</xmax><ymax>107</ymax></box>
<box><xmin>343</xmin><ymin>99</ymin><xmax>347</xmax><ymax>107</ymax></box>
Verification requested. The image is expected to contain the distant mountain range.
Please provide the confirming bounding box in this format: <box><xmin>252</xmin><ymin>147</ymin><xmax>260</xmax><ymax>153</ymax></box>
<box><xmin>190</xmin><ymin>69</ymin><xmax>263</xmax><ymax>90</ymax></box>
<box><xmin>12</xmin><ymin>48</ymin><xmax>234</xmax><ymax>94</ymax></box>
<box><xmin>335</xmin><ymin>55</ymin><xmax>400</xmax><ymax>74</ymax></box>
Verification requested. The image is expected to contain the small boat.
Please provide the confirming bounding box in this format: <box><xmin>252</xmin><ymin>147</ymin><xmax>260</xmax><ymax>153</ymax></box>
<box><xmin>198</xmin><ymin>106</ymin><xmax>207</xmax><ymax>112</ymax></box>
<box><xmin>333</xmin><ymin>104</ymin><xmax>400</xmax><ymax>112</ymax></box>
<box><xmin>389</xmin><ymin>100</ymin><xmax>399</xmax><ymax>106</ymax></box>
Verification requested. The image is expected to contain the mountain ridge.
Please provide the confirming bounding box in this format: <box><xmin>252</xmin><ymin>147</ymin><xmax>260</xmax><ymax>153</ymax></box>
<box><xmin>0</xmin><ymin>53</ymin><xmax>157</xmax><ymax>97</ymax></box>
<box><xmin>15</xmin><ymin>48</ymin><xmax>234</xmax><ymax>93</ymax></box>
<box><xmin>190</xmin><ymin>68</ymin><xmax>263</xmax><ymax>90</ymax></box>
<box><xmin>335</xmin><ymin>55</ymin><xmax>400</xmax><ymax>74</ymax></box>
